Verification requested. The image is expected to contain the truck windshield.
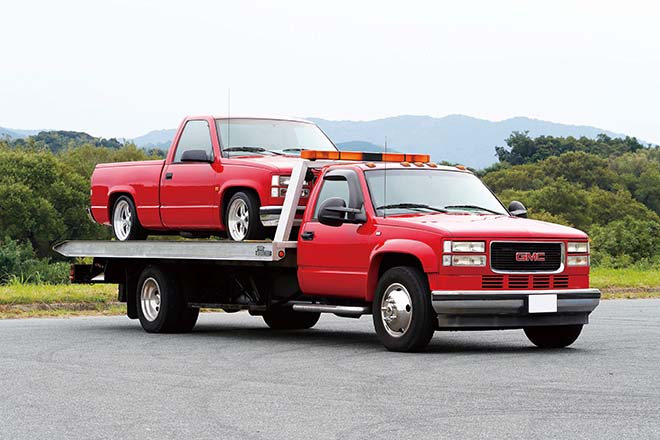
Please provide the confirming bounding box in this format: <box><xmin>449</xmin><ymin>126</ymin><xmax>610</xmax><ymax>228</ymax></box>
<box><xmin>365</xmin><ymin>169</ymin><xmax>508</xmax><ymax>216</ymax></box>
<box><xmin>216</xmin><ymin>119</ymin><xmax>337</xmax><ymax>155</ymax></box>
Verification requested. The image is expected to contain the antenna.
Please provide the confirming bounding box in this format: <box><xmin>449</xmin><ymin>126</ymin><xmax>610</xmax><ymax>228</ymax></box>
<box><xmin>383</xmin><ymin>136</ymin><xmax>387</xmax><ymax>218</ymax></box>
<box><xmin>227</xmin><ymin>88</ymin><xmax>231</xmax><ymax>153</ymax></box>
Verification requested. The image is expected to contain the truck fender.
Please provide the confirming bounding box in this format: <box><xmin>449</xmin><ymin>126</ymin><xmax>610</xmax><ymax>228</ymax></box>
<box><xmin>107</xmin><ymin>186</ymin><xmax>138</xmax><ymax>215</ymax></box>
<box><xmin>366</xmin><ymin>240</ymin><xmax>439</xmax><ymax>301</ymax></box>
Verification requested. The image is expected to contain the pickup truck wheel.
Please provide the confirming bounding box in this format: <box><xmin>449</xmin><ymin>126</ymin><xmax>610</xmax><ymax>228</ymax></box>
<box><xmin>225</xmin><ymin>191</ymin><xmax>264</xmax><ymax>241</ymax></box>
<box><xmin>262</xmin><ymin>309</ymin><xmax>320</xmax><ymax>330</ymax></box>
<box><xmin>137</xmin><ymin>266</ymin><xmax>199</xmax><ymax>333</ymax></box>
<box><xmin>524</xmin><ymin>324</ymin><xmax>583</xmax><ymax>348</ymax></box>
<box><xmin>373</xmin><ymin>266</ymin><xmax>435</xmax><ymax>352</ymax></box>
<box><xmin>112</xmin><ymin>196</ymin><xmax>147</xmax><ymax>241</ymax></box>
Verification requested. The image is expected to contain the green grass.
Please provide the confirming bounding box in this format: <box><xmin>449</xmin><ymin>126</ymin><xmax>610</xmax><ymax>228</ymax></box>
<box><xmin>590</xmin><ymin>267</ymin><xmax>660</xmax><ymax>290</ymax></box>
<box><xmin>0</xmin><ymin>284</ymin><xmax>117</xmax><ymax>305</ymax></box>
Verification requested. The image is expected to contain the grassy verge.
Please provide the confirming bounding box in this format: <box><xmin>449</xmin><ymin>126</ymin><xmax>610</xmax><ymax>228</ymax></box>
<box><xmin>0</xmin><ymin>267</ymin><xmax>659</xmax><ymax>318</ymax></box>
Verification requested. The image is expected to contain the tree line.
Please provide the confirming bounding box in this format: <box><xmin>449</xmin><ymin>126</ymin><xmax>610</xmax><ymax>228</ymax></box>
<box><xmin>0</xmin><ymin>129</ymin><xmax>658</xmax><ymax>283</ymax></box>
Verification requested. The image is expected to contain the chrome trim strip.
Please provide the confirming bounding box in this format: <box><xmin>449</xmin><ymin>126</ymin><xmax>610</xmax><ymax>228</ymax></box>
<box><xmin>489</xmin><ymin>240</ymin><xmax>565</xmax><ymax>275</ymax></box>
<box><xmin>432</xmin><ymin>288</ymin><xmax>600</xmax><ymax>297</ymax></box>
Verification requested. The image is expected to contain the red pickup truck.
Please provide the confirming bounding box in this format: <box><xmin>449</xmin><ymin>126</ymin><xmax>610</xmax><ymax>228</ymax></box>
<box><xmin>90</xmin><ymin>116</ymin><xmax>337</xmax><ymax>241</ymax></box>
<box><xmin>62</xmin><ymin>151</ymin><xmax>600</xmax><ymax>352</ymax></box>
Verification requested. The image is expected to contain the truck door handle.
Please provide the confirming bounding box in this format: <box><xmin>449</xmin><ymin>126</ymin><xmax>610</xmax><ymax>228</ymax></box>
<box><xmin>301</xmin><ymin>231</ymin><xmax>314</xmax><ymax>241</ymax></box>
<box><xmin>165</xmin><ymin>172</ymin><xmax>173</xmax><ymax>180</ymax></box>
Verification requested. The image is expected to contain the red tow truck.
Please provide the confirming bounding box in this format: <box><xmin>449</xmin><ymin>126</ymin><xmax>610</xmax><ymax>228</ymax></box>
<box><xmin>59</xmin><ymin>151</ymin><xmax>600</xmax><ymax>352</ymax></box>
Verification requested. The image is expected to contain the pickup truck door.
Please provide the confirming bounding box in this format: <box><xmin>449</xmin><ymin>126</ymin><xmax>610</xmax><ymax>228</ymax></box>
<box><xmin>297</xmin><ymin>170</ymin><xmax>376</xmax><ymax>299</ymax></box>
<box><xmin>160</xmin><ymin>120</ymin><xmax>217</xmax><ymax>229</ymax></box>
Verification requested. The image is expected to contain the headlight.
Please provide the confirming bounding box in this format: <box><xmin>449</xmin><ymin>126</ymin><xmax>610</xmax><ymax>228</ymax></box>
<box><xmin>445</xmin><ymin>255</ymin><xmax>487</xmax><ymax>267</ymax></box>
<box><xmin>271</xmin><ymin>175</ymin><xmax>291</xmax><ymax>186</ymax></box>
<box><xmin>567</xmin><ymin>255</ymin><xmax>590</xmax><ymax>266</ymax></box>
<box><xmin>443</xmin><ymin>241</ymin><xmax>486</xmax><ymax>253</ymax></box>
<box><xmin>567</xmin><ymin>242</ymin><xmax>589</xmax><ymax>253</ymax></box>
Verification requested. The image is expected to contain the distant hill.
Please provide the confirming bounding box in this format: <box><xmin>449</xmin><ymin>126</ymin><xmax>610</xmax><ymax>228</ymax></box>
<box><xmin>309</xmin><ymin>115</ymin><xmax>630</xmax><ymax>168</ymax></box>
<box><xmin>0</xmin><ymin>127</ymin><xmax>41</xmax><ymax>139</ymax></box>
<box><xmin>5</xmin><ymin>115</ymin><xmax>636</xmax><ymax>168</ymax></box>
<box><xmin>131</xmin><ymin>129</ymin><xmax>176</xmax><ymax>149</ymax></box>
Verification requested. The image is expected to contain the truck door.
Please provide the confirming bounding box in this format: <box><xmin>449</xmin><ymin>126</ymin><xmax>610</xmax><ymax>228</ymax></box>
<box><xmin>297</xmin><ymin>170</ymin><xmax>376</xmax><ymax>298</ymax></box>
<box><xmin>160</xmin><ymin>120</ymin><xmax>217</xmax><ymax>229</ymax></box>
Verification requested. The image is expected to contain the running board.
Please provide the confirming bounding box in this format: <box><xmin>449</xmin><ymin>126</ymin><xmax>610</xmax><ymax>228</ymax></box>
<box><xmin>292</xmin><ymin>304</ymin><xmax>371</xmax><ymax>317</ymax></box>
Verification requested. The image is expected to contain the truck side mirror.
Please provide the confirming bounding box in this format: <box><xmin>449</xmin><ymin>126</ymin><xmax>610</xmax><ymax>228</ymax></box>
<box><xmin>318</xmin><ymin>197</ymin><xmax>366</xmax><ymax>227</ymax></box>
<box><xmin>181</xmin><ymin>149</ymin><xmax>213</xmax><ymax>163</ymax></box>
<box><xmin>508</xmin><ymin>200</ymin><xmax>528</xmax><ymax>218</ymax></box>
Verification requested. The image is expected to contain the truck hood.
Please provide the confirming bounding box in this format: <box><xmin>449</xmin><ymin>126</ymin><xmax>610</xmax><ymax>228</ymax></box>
<box><xmin>226</xmin><ymin>155</ymin><xmax>303</xmax><ymax>173</ymax></box>
<box><xmin>381</xmin><ymin>213</ymin><xmax>588</xmax><ymax>240</ymax></box>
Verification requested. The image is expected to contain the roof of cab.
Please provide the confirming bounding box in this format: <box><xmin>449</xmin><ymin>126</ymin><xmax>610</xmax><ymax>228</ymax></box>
<box><xmin>319</xmin><ymin>161</ymin><xmax>473</xmax><ymax>173</ymax></box>
<box><xmin>184</xmin><ymin>115</ymin><xmax>314</xmax><ymax>124</ymax></box>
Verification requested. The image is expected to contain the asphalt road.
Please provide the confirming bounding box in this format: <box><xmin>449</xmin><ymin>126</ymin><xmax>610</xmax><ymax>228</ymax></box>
<box><xmin>0</xmin><ymin>300</ymin><xmax>659</xmax><ymax>440</ymax></box>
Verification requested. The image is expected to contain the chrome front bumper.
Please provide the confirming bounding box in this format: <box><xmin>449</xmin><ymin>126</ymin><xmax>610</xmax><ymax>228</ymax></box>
<box><xmin>259</xmin><ymin>205</ymin><xmax>306</xmax><ymax>227</ymax></box>
<box><xmin>431</xmin><ymin>288</ymin><xmax>601</xmax><ymax>329</ymax></box>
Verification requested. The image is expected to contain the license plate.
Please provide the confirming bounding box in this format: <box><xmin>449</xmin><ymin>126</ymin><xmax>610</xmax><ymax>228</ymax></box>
<box><xmin>528</xmin><ymin>294</ymin><xmax>557</xmax><ymax>313</ymax></box>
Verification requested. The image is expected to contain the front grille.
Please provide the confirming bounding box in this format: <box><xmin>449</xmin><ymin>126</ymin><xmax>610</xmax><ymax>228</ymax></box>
<box><xmin>490</xmin><ymin>242</ymin><xmax>562</xmax><ymax>272</ymax></box>
<box><xmin>481</xmin><ymin>274</ymin><xmax>569</xmax><ymax>289</ymax></box>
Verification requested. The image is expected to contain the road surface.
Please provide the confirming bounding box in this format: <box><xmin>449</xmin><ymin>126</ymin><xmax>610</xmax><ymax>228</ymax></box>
<box><xmin>0</xmin><ymin>300</ymin><xmax>658</xmax><ymax>439</ymax></box>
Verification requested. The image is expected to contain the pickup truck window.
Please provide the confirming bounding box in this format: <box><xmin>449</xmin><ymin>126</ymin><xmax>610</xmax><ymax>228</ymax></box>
<box><xmin>365</xmin><ymin>169</ymin><xmax>508</xmax><ymax>216</ymax></box>
<box><xmin>217</xmin><ymin>119</ymin><xmax>337</xmax><ymax>155</ymax></box>
<box><xmin>173</xmin><ymin>120</ymin><xmax>214</xmax><ymax>163</ymax></box>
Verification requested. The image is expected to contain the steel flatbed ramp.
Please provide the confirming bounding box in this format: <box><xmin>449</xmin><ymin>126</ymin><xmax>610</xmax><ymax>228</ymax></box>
<box><xmin>53</xmin><ymin>240</ymin><xmax>297</xmax><ymax>262</ymax></box>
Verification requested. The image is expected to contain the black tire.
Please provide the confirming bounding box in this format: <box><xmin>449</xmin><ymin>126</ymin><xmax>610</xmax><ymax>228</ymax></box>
<box><xmin>372</xmin><ymin>266</ymin><xmax>435</xmax><ymax>352</ymax></box>
<box><xmin>224</xmin><ymin>191</ymin><xmax>264</xmax><ymax>241</ymax></box>
<box><xmin>524</xmin><ymin>324</ymin><xmax>583</xmax><ymax>348</ymax></box>
<box><xmin>111</xmin><ymin>195</ymin><xmax>147</xmax><ymax>241</ymax></box>
<box><xmin>137</xmin><ymin>266</ymin><xmax>199</xmax><ymax>333</ymax></box>
<box><xmin>262</xmin><ymin>309</ymin><xmax>321</xmax><ymax>330</ymax></box>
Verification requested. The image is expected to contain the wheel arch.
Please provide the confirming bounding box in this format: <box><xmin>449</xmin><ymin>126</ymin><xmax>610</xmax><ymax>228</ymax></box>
<box><xmin>366</xmin><ymin>240</ymin><xmax>439</xmax><ymax>301</ymax></box>
<box><xmin>220</xmin><ymin>185</ymin><xmax>262</xmax><ymax>225</ymax></box>
<box><xmin>107</xmin><ymin>188</ymin><xmax>138</xmax><ymax>222</ymax></box>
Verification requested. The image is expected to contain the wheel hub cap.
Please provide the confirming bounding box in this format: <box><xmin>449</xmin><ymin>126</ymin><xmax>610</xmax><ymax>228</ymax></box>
<box><xmin>380</xmin><ymin>283</ymin><xmax>413</xmax><ymax>337</ymax></box>
<box><xmin>228</xmin><ymin>199</ymin><xmax>249</xmax><ymax>241</ymax></box>
<box><xmin>141</xmin><ymin>277</ymin><xmax>161</xmax><ymax>322</ymax></box>
<box><xmin>113</xmin><ymin>200</ymin><xmax>132</xmax><ymax>241</ymax></box>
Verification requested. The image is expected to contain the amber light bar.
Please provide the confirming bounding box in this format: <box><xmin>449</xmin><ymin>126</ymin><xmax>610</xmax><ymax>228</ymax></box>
<box><xmin>301</xmin><ymin>150</ymin><xmax>430</xmax><ymax>163</ymax></box>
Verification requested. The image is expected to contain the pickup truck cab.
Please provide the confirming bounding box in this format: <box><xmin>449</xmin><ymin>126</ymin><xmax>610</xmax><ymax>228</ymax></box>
<box><xmin>62</xmin><ymin>151</ymin><xmax>600</xmax><ymax>352</ymax></box>
<box><xmin>90</xmin><ymin>116</ymin><xmax>338</xmax><ymax>241</ymax></box>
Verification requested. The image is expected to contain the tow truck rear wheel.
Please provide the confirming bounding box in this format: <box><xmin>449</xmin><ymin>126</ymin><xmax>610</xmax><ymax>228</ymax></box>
<box><xmin>373</xmin><ymin>266</ymin><xmax>435</xmax><ymax>352</ymax></box>
<box><xmin>524</xmin><ymin>325</ymin><xmax>583</xmax><ymax>348</ymax></box>
<box><xmin>137</xmin><ymin>266</ymin><xmax>199</xmax><ymax>333</ymax></box>
<box><xmin>262</xmin><ymin>309</ymin><xmax>320</xmax><ymax>330</ymax></box>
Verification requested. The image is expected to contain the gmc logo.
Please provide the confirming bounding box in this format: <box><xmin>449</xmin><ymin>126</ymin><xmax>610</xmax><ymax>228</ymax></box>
<box><xmin>515</xmin><ymin>252</ymin><xmax>546</xmax><ymax>262</ymax></box>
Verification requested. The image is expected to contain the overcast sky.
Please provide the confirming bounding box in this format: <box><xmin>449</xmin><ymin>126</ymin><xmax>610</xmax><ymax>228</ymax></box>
<box><xmin>1</xmin><ymin>0</ymin><xmax>659</xmax><ymax>142</ymax></box>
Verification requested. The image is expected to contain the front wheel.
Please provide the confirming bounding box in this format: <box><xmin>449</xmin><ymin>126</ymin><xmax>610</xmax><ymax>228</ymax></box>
<box><xmin>372</xmin><ymin>266</ymin><xmax>435</xmax><ymax>352</ymax></box>
<box><xmin>524</xmin><ymin>325</ymin><xmax>583</xmax><ymax>348</ymax></box>
<box><xmin>225</xmin><ymin>191</ymin><xmax>264</xmax><ymax>241</ymax></box>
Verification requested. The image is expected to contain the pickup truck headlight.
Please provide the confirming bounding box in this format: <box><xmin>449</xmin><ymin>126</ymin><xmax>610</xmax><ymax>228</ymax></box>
<box><xmin>443</xmin><ymin>241</ymin><xmax>486</xmax><ymax>253</ymax></box>
<box><xmin>567</xmin><ymin>242</ymin><xmax>589</xmax><ymax>253</ymax></box>
<box><xmin>271</xmin><ymin>175</ymin><xmax>310</xmax><ymax>198</ymax></box>
<box><xmin>567</xmin><ymin>255</ymin><xmax>590</xmax><ymax>266</ymax></box>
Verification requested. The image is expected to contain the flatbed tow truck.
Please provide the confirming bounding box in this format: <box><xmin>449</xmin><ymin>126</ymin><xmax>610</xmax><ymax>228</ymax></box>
<box><xmin>56</xmin><ymin>151</ymin><xmax>600</xmax><ymax>352</ymax></box>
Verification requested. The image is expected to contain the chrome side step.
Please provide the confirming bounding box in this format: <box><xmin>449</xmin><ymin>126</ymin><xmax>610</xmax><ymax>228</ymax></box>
<box><xmin>292</xmin><ymin>304</ymin><xmax>371</xmax><ymax>317</ymax></box>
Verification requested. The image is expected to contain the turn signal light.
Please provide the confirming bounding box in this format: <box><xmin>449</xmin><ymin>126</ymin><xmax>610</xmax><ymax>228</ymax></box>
<box><xmin>301</xmin><ymin>150</ymin><xmax>430</xmax><ymax>163</ymax></box>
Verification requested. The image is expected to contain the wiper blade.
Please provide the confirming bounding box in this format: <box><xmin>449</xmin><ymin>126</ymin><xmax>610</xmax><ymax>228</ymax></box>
<box><xmin>224</xmin><ymin>146</ymin><xmax>283</xmax><ymax>155</ymax></box>
<box><xmin>444</xmin><ymin>204</ymin><xmax>503</xmax><ymax>215</ymax></box>
<box><xmin>376</xmin><ymin>203</ymin><xmax>448</xmax><ymax>213</ymax></box>
<box><xmin>281</xmin><ymin>148</ymin><xmax>303</xmax><ymax>153</ymax></box>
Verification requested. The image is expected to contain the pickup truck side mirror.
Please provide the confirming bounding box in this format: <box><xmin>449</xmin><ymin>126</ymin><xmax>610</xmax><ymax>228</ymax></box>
<box><xmin>181</xmin><ymin>149</ymin><xmax>213</xmax><ymax>163</ymax></box>
<box><xmin>318</xmin><ymin>197</ymin><xmax>366</xmax><ymax>227</ymax></box>
<box><xmin>508</xmin><ymin>200</ymin><xmax>528</xmax><ymax>218</ymax></box>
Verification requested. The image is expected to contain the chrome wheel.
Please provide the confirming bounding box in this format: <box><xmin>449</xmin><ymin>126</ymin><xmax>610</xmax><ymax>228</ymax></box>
<box><xmin>140</xmin><ymin>277</ymin><xmax>161</xmax><ymax>322</ymax></box>
<box><xmin>380</xmin><ymin>282</ymin><xmax>413</xmax><ymax>337</ymax></box>
<box><xmin>227</xmin><ymin>198</ymin><xmax>249</xmax><ymax>241</ymax></box>
<box><xmin>113</xmin><ymin>199</ymin><xmax>132</xmax><ymax>241</ymax></box>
